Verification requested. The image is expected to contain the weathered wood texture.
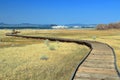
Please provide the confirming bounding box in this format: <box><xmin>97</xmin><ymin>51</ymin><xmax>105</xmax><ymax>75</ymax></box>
<box><xmin>74</xmin><ymin>42</ymin><xmax>120</xmax><ymax>80</ymax></box>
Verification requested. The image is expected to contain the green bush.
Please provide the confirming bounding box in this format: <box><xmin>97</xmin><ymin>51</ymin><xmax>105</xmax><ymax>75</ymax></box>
<box><xmin>49</xmin><ymin>45</ymin><xmax>56</xmax><ymax>50</ymax></box>
<box><xmin>40</xmin><ymin>55</ymin><xmax>49</xmax><ymax>60</ymax></box>
<box><xmin>92</xmin><ymin>36</ymin><xmax>96</xmax><ymax>40</ymax></box>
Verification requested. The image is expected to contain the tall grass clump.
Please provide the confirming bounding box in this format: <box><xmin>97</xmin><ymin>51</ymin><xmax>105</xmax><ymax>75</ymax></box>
<box><xmin>44</xmin><ymin>39</ymin><xmax>50</xmax><ymax>46</ymax></box>
<box><xmin>40</xmin><ymin>55</ymin><xmax>49</xmax><ymax>60</ymax></box>
<box><xmin>49</xmin><ymin>45</ymin><xmax>55</xmax><ymax>50</ymax></box>
<box><xmin>44</xmin><ymin>39</ymin><xmax>56</xmax><ymax>50</ymax></box>
<box><xmin>92</xmin><ymin>36</ymin><xmax>97</xmax><ymax>40</ymax></box>
<box><xmin>56</xmin><ymin>41</ymin><xmax>60</xmax><ymax>48</ymax></box>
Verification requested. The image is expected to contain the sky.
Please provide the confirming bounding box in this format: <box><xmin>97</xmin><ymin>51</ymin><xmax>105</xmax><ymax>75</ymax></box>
<box><xmin>0</xmin><ymin>0</ymin><xmax>120</xmax><ymax>24</ymax></box>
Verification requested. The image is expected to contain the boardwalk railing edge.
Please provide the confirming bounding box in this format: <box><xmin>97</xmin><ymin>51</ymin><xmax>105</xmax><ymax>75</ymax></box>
<box><xmin>6</xmin><ymin>34</ymin><xmax>120</xmax><ymax>79</ymax></box>
<box><xmin>105</xmin><ymin>43</ymin><xmax>120</xmax><ymax>77</ymax></box>
<box><xmin>90</xmin><ymin>41</ymin><xmax>120</xmax><ymax>77</ymax></box>
<box><xmin>70</xmin><ymin>46</ymin><xmax>93</xmax><ymax>80</ymax></box>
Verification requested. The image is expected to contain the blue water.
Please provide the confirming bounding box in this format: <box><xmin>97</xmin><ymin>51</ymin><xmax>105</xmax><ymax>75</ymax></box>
<box><xmin>0</xmin><ymin>26</ymin><xmax>52</xmax><ymax>29</ymax></box>
<box><xmin>0</xmin><ymin>24</ymin><xmax>96</xmax><ymax>29</ymax></box>
<box><xmin>0</xmin><ymin>27</ymin><xmax>96</xmax><ymax>29</ymax></box>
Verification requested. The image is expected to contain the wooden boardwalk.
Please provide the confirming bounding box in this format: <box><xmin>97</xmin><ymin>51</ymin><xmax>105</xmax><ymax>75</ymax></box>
<box><xmin>6</xmin><ymin>34</ymin><xmax>120</xmax><ymax>80</ymax></box>
<box><xmin>74</xmin><ymin>42</ymin><xmax>120</xmax><ymax>80</ymax></box>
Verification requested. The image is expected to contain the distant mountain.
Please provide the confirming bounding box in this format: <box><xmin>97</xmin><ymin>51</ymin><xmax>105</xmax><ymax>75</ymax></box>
<box><xmin>0</xmin><ymin>23</ymin><xmax>97</xmax><ymax>29</ymax></box>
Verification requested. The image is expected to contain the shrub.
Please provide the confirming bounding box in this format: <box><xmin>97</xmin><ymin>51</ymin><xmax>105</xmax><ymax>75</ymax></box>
<box><xmin>49</xmin><ymin>45</ymin><xmax>55</xmax><ymax>50</ymax></box>
<box><xmin>108</xmin><ymin>23</ymin><xmax>120</xmax><ymax>29</ymax></box>
<box><xmin>44</xmin><ymin>39</ymin><xmax>49</xmax><ymax>46</ymax></box>
<box><xmin>96</xmin><ymin>22</ymin><xmax>120</xmax><ymax>30</ymax></box>
<box><xmin>44</xmin><ymin>40</ymin><xmax>57</xmax><ymax>50</ymax></box>
<box><xmin>96</xmin><ymin>24</ymin><xmax>107</xmax><ymax>30</ymax></box>
<box><xmin>92</xmin><ymin>36</ymin><xmax>96</xmax><ymax>40</ymax></box>
<box><xmin>40</xmin><ymin>55</ymin><xmax>49</xmax><ymax>60</ymax></box>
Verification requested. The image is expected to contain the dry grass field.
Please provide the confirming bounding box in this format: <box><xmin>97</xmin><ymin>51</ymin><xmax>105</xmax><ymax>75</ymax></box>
<box><xmin>18</xmin><ymin>29</ymin><xmax>120</xmax><ymax>69</ymax></box>
<box><xmin>0</xmin><ymin>30</ymin><xmax>89</xmax><ymax>80</ymax></box>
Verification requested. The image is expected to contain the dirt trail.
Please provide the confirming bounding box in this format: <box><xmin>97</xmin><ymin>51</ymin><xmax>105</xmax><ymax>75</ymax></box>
<box><xmin>74</xmin><ymin>41</ymin><xmax>120</xmax><ymax>80</ymax></box>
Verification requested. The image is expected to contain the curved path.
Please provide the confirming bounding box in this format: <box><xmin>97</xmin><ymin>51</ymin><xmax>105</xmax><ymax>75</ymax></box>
<box><xmin>73</xmin><ymin>41</ymin><xmax>120</xmax><ymax>80</ymax></box>
<box><xmin>6</xmin><ymin>34</ymin><xmax>120</xmax><ymax>80</ymax></box>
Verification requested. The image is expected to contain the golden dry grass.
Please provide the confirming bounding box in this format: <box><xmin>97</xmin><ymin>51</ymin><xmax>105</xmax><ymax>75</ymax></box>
<box><xmin>16</xmin><ymin>29</ymin><xmax>120</xmax><ymax>69</ymax></box>
<box><xmin>0</xmin><ymin>30</ymin><xmax>89</xmax><ymax>80</ymax></box>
